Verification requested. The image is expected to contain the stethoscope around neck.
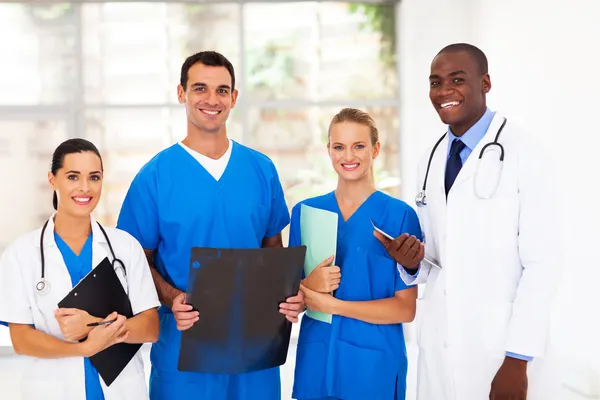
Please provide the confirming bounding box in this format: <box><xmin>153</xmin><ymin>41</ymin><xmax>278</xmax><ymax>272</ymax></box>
<box><xmin>415</xmin><ymin>117</ymin><xmax>507</xmax><ymax>207</ymax></box>
<box><xmin>36</xmin><ymin>220</ymin><xmax>127</xmax><ymax>295</ymax></box>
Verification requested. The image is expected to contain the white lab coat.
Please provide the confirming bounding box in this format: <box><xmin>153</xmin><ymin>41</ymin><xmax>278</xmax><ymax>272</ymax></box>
<box><xmin>0</xmin><ymin>215</ymin><xmax>160</xmax><ymax>400</ymax></box>
<box><xmin>399</xmin><ymin>113</ymin><xmax>563</xmax><ymax>399</ymax></box>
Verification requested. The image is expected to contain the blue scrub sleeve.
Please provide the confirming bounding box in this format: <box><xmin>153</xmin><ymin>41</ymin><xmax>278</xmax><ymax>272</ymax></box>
<box><xmin>116</xmin><ymin>169</ymin><xmax>160</xmax><ymax>250</ymax></box>
<box><xmin>288</xmin><ymin>204</ymin><xmax>306</xmax><ymax>280</ymax></box>
<box><xmin>288</xmin><ymin>204</ymin><xmax>301</xmax><ymax>248</ymax></box>
<box><xmin>394</xmin><ymin>207</ymin><xmax>423</xmax><ymax>291</ymax></box>
<box><xmin>265</xmin><ymin>168</ymin><xmax>291</xmax><ymax>238</ymax></box>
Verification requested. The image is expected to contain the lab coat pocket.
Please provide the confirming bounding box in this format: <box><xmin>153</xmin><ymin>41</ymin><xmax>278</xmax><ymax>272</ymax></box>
<box><xmin>104</xmin><ymin>354</ymin><xmax>149</xmax><ymax>399</ymax></box>
<box><xmin>335</xmin><ymin>340</ymin><xmax>396</xmax><ymax>400</ymax></box>
<box><xmin>292</xmin><ymin>341</ymin><xmax>327</xmax><ymax>398</ymax></box>
<box><xmin>105</xmin><ymin>371</ymin><xmax>149</xmax><ymax>400</ymax></box>
<box><xmin>415</xmin><ymin>298</ymin><xmax>429</xmax><ymax>350</ymax></box>
<box><xmin>482</xmin><ymin>302</ymin><xmax>514</xmax><ymax>358</ymax></box>
<box><xmin>472</xmin><ymin>197</ymin><xmax>518</xmax><ymax>248</ymax></box>
<box><xmin>21</xmin><ymin>358</ymin><xmax>67</xmax><ymax>400</ymax></box>
<box><xmin>22</xmin><ymin>382</ymin><xmax>66</xmax><ymax>400</ymax></box>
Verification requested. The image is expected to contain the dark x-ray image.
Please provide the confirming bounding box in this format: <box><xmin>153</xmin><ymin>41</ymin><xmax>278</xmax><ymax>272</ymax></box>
<box><xmin>177</xmin><ymin>246</ymin><xmax>306</xmax><ymax>375</ymax></box>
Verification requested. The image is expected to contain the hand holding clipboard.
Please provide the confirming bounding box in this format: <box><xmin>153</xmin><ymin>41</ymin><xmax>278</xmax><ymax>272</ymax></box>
<box><xmin>58</xmin><ymin>258</ymin><xmax>140</xmax><ymax>386</ymax></box>
<box><xmin>81</xmin><ymin>312</ymin><xmax>130</xmax><ymax>357</ymax></box>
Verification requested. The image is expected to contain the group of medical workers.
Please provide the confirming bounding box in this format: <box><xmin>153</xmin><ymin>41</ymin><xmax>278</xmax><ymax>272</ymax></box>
<box><xmin>0</xmin><ymin>42</ymin><xmax>561</xmax><ymax>400</ymax></box>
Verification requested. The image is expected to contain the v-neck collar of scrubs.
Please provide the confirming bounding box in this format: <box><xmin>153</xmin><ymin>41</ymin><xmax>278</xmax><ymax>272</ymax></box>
<box><xmin>330</xmin><ymin>190</ymin><xmax>380</xmax><ymax>240</ymax></box>
<box><xmin>54</xmin><ymin>231</ymin><xmax>93</xmax><ymax>287</ymax></box>
<box><xmin>175</xmin><ymin>139</ymin><xmax>238</xmax><ymax>185</ymax></box>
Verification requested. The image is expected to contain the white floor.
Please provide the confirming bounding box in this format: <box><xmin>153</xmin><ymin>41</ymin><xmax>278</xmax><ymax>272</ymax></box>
<box><xmin>0</xmin><ymin>337</ymin><xmax>414</xmax><ymax>400</ymax></box>
<box><xmin>0</xmin><ymin>333</ymin><xmax>596</xmax><ymax>400</ymax></box>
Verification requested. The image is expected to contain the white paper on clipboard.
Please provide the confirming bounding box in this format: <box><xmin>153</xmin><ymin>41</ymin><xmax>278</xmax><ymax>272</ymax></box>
<box><xmin>370</xmin><ymin>219</ymin><xmax>441</xmax><ymax>269</ymax></box>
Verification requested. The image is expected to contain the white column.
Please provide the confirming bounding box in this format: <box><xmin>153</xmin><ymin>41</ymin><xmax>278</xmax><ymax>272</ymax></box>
<box><xmin>396</xmin><ymin>0</ymin><xmax>600</xmax><ymax>397</ymax></box>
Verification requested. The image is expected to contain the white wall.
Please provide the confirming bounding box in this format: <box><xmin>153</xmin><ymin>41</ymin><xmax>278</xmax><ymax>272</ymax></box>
<box><xmin>397</xmin><ymin>0</ymin><xmax>600</xmax><ymax>397</ymax></box>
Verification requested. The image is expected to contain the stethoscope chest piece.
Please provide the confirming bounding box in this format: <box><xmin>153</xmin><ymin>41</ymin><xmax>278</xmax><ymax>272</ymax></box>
<box><xmin>36</xmin><ymin>220</ymin><xmax>126</xmax><ymax>295</ymax></box>
<box><xmin>36</xmin><ymin>279</ymin><xmax>51</xmax><ymax>295</ymax></box>
<box><xmin>415</xmin><ymin>191</ymin><xmax>427</xmax><ymax>207</ymax></box>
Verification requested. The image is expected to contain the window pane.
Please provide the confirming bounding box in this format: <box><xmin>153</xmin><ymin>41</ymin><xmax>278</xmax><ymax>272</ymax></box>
<box><xmin>318</xmin><ymin>3</ymin><xmax>397</xmax><ymax>100</ymax></box>
<box><xmin>82</xmin><ymin>3</ymin><xmax>241</xmax><ymax>105</ymax></box>
<box><xmin>244</xmin><ymin>2</ymin><xmax>397</xmax><ymax>101</ymax></box>
<box><xmin>85</xmin><ymin>106</ymin><xmax>242</xmax><ymax>225</ymax></box>
<box><xmin>247</xmin><ymin>106</ymin><xmax>400</xmax><ymax>212</ymax></box>
<box><xmin>244</xmin><ymin>3</ymin><xmax>317</xmax><ymax>101</ymax></box>
<box><xmin>0</xmin><ymin>119</ymin><xmax>68</xmax><ymax>253</ymax></box>
<box><xmin>0</xmin><ymin>4</ymin><xmax>77</xmax><ymax>105</ymax></box>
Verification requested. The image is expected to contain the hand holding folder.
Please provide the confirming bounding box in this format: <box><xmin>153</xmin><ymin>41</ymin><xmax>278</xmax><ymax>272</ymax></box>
<box><xmin>299</xmin><ymin>204</ymin><xmax>339</xmax><ymax>324</ymax></box>
<box><xmin>301</xmin><ymin>255</ymin><xmax>341</xmax><ymax>293</ymax></box>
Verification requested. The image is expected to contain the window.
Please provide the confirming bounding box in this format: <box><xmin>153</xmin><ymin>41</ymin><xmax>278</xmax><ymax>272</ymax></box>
<box><xmin>0</xmin><ymin>1</ymin><xmax>400</xmax><ymax>347</ymax></box>
<box><xmin>0</xmin><ymin>0</ymin><xmax>399</xmax><ymax>232</ymax></box>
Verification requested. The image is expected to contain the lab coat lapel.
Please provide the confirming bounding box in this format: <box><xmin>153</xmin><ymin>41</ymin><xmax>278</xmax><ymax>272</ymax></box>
<box><xmin>37</xmin><ymin>217</ymin><xmax>74</xmax><ymax>309</ymax></box>
<box><xmin>430</xmin><ymin>134</ymin><xmax>449</xmax><ymax>204</ymax></box>
<box><xmin>452</xmin><ymin>113</ymin><xmax>506</xmax><ymax>189</ymax></box>
<box><xmin>427</xmin><ymin>135</ymin><xmax>449</xmax><ymax>256</ymax></box>
<box><xmin>90</xmin><ymin>216</ymin><xmax>110</xmax><ymax>270</ymax></box>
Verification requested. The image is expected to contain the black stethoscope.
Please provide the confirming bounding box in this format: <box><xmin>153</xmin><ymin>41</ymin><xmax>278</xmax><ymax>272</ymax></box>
<box><xmin>415</xmin><ymin>117</ymin><xmax>507</xmax><ymax>207</ymax></box>
<box><xmin>36</xmin><ymin>220</ymin><xmax>127</xmax><ymax>295</ymax></box>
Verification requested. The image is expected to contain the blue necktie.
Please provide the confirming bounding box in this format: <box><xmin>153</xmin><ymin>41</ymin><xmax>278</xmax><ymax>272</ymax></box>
<box><xmin>445</xmin><ymin>139</ymin><xmax>466</xmax><ymax>197</ymax></box>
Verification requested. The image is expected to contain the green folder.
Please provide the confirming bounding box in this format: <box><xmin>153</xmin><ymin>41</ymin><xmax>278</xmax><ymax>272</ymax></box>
<box><xmin>300</xmin><ymin>204</ymin><xmax>338</xmax><ymax>324</ymax></box>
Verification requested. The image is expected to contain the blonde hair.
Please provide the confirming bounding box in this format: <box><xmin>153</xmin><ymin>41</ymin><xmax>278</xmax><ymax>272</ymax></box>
<box><xmin>328</xmin><ymin>108</ymin><xmax>379</xmax><ymax>183</ymax></box>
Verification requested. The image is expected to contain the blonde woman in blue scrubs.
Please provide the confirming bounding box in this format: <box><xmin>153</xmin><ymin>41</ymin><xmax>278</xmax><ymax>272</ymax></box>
<box><xmin>290</xmin><ymin>108</ymin><xmax>420</xmax><ymax>400</ymax></box>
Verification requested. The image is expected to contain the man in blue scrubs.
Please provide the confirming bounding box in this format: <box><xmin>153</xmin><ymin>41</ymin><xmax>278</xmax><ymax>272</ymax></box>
<box><xmin>117</xmin><ymin>51</ymin><xmax>304</xmax><ymax>400</ymax></box>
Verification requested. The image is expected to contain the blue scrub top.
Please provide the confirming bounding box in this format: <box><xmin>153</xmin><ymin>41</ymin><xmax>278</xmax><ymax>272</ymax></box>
<box><xmin>289</xmin><ymin>191</ymin><xmax>422</xmax><ymax>400</ymax></box>
<box><xmin>116</xmin><ymin>141</ymin><xmax>290</xmax><ymax>399</ymax></box>
<box><xmin>54</xmin><ymin>232</ymin><xmax>105</xmax><ymax>400</ymax></box>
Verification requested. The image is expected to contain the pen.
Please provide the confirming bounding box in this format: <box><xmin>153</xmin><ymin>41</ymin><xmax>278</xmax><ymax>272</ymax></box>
<box><xmin>87</xmin><ymin>318</ymin><xmax>117</xmax><ymax>327</ymax></box>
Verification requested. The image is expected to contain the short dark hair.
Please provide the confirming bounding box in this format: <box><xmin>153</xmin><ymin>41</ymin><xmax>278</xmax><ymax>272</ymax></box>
<box><xmin>50</xmin><ymin>138</ymin><xmax>103</xmax><ymax>210</ymax></box>
<box><xmin>437</xmin><ymin>43</ymin><xmax>488</xmax><ymax>75</ymax></box>
<box><xmin>180</xmin><ymin>51</ymin><xmax>236</xmax><ymax>91</ymax></box>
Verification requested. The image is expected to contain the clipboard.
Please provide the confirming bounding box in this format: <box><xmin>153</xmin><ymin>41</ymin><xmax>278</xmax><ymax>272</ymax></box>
<box><xmin>58</xmin><ymin>257</ymin><xmax>140</xmax><ymax>386</ymax></box>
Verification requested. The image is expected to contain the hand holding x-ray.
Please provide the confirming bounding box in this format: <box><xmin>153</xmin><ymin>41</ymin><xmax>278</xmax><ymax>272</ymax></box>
<box><xmin>173</xmin><ymin>292</ymin><xmax>199</xmax><ymax>331</ymax></box>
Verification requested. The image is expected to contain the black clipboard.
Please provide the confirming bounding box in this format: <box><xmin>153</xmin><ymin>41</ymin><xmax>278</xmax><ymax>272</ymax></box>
<box><xmin>58</xmin><ymin>257</ymin><xmax>140</xmax><ymax>386</ymax></box>
<box><xmin>177</xmin><ymin>246</ymin><xmax>306</xmax><ymax>374</ymax></box>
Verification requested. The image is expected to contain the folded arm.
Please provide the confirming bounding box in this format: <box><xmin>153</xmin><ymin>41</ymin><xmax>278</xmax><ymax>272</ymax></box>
<box><xmin>10</xmin><ymin>312</ymin><xmax>128</xmax><ymax>359</ymax></box>
<box><xmin>9</xmin><ymin>323</ymin><xmax>86</xmax><ymax>359</ymax></box>
<box><xmin>301</xmin><ymin>284</ymin><xmax>417</xmax><ymax>325</ymax></box>
<box><xmin>122</xmin><ymin>309</ymin><xmax>159</xmax><ymax>344</ymax></box>
<box><xmin>332</xmin><ymin>287</ymin><xmax>417</xmax><ymax>324</ymax></box>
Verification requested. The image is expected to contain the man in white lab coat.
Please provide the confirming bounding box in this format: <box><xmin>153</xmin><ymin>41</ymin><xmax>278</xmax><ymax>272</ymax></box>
<box><xmin>375</xmin><ymin>43</ymin><xmax>563</xmax><ymax>399</ymax></box>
